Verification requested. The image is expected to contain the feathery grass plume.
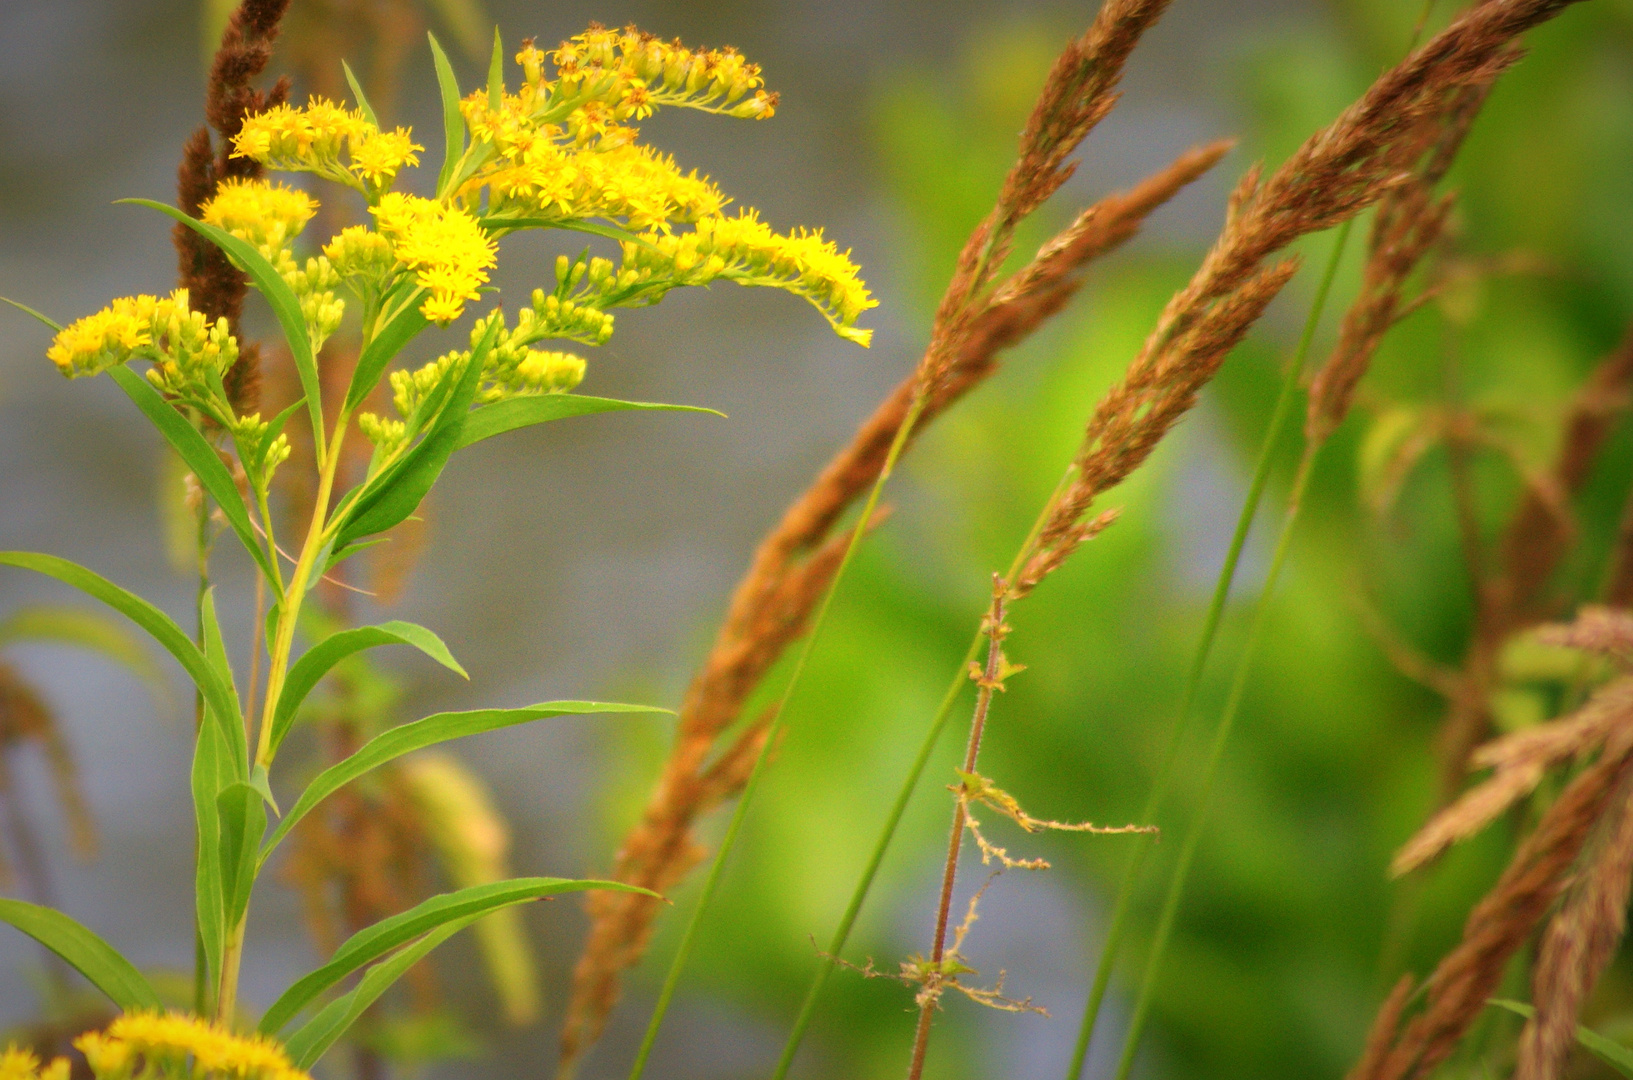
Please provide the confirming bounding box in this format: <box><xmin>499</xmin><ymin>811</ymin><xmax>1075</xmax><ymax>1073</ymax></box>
<box><xmin>1348</xmin><ymin>740</ymin><xmax>1633</xmax><ymax>1080</ymax></box>
<box><xmin>1431</xmin><ymin>323</ymin><xmax>1633</xmax><ymax>796</ymax></box>
<box><xmin>1515</xmin><ymin>770</ymin><xmax>1633</xmax><ymax>1080</ymax></box>
<box><xmin>1394</xmin><ymin>607</ymin><xmax>1633</xmax><ymax>875</ymax></box>
<box><xmin>175</xmin><ymin>0</ymin><xmax>293</xmax><ymax>415</ymax></box>
<box><xmin>556</xmin><ymin>1</ymin><xmax>1207</xmax><ymax>1064</ymax></box>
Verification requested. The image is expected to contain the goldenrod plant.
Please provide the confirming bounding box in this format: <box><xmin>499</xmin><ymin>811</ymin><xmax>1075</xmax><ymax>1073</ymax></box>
<box><xmin>0</xmin><ymin>24</ymin><xmax>870</xmax><ymax>1069</ymax></box>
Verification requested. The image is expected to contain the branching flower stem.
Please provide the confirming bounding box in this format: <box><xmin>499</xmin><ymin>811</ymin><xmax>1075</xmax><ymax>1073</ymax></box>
<box><xmin>906</xmin><ymin>580</ymin><xmax>1011</xmax><ymax>1080</ymax></box>
<box><xmin>625</xmin><ymin>391</ymin><xmax>930</xmax><ymax>1080</ymax></box>
<box><xmin>770</xmin><ymin>465</ymin><xmax>1075</xmax><ymax>1080</ymax></box>
<box><xmin>1066</xmin><ymin>219</ymin><xmax>1352</xmax><ymax>1077</ymax></box>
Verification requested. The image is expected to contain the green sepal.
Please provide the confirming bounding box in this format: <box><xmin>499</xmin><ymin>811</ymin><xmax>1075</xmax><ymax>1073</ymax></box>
<box><xmin>260</xmin><ymin>701</ymin><xmax>668</xmax><ymax>865</ymax></box>
<box><xmin>456</xmin><ymin>394</ymin><xmax>724</xmax><ymax>450</ymax></box>
<box><xmin>0</xmin><ymin>898</ymin><xmax>163</xmax><ymax>1010</ymax></box>
<box><xmin>261</xmin><ymin>877</ymin><xmax>657</xmax><ymax>1036</ymax></box>
<box><xmin>110</xmin><ymin>366</ymin><xmax>282</xmax><ymax>593</ymax></box>
<box><xmin>267</xmin><ymin>621</ymin><xmax>468</xmax><ymax>757</ymax></box>
<box><xmin>119</xmin><ymin>199</ymin><xmax>326</xmax><ymax>462</ymax></box>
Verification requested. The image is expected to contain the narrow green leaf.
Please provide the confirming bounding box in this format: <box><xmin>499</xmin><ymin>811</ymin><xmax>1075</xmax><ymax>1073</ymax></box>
<box><xmin>428</xmin><ymin>33</ymin><xmax>466</xmax><ymax>198</ymax></box>
<box><xmin>456</xmin><ymin>394</ymin><xmax>724</xmax><ymax>450</ymax></box>
<box><xmin>249</xmin><ymin>395</ymin><xmax>307</xmax><ymax>475</ymax></box>
<box><xmin>198</xmin><ymin>587</ymin><xmax>248</xmax><ymax>777</ymax></box>
<box><xmin>333</xmin><ymin>319</ymin><xmax>499</xmax><ymax>547</ymax></box>
<box><xmin>1490</xmin><ymin>999</ymin><xmax>1633</xmax><ymax>1076</ymax></box>
<box><xmin>344</xmin><ymin>287</ymin><xmax>428</xmax><ymax>415</ymax></box>
<box><xmin>0</xmin><ymin>899</ymin><xmax>162</xmax><ymax>1010</ymax></box>
<box><xmin>0</xmin><ymin>604</ymin><xmax>169</xmax><ymax>706</ymax></box>
<box><xmin>119</xmin><ymin>199</ymin><xmax>324</xmax><ymax>459</ymax></box>
<box><xmin>248</xmin><ymin>764</ymin><xmax>280</xmax><ymax>816</ymax></box>
<box><xmin>487</xmin><ymin>26</ymin><xmax>505</xmax><ymax>110</ymax></box>
<box><xmin>341</xmin><ymin>60</ymin><xmax>379</xmax><ymax>127</ymax></box>
<box><xmin>286</xmin><ymin>915</ymin><xmax>477</xmax><ymax>1067</ymax></box>
<box><xmin>192</xmin><ymin>719</ymin><xmax>228</xmax><ymax>994</ymax></box>
<box><xmin>1</xmin><ymin>296</ymin><xmax>63</xmax><ymax>332</ymax></box>
<box><xmin>0</xmin><ymin>553</ymin><xmax>240</xmax><ymax>767</ymax></box>
<box><xmin>322</xmin><ymin>536</ymin><xmax>391</xmax><ymax>576</ymax></box>
<box><xmin>110</xmin><ymin>366</ymin><xmax>281</xmax><ymax>593</ymax></box>
<box><xmin>268</xmin><ymin>621</ymin><xmax>468</xmax><ymax>756</ymax></box>
<box><xmin>217</xmin><ymin>781</ymin><xmax>266</xmax><ymax>926</ymax></box>
<box><xmin>476</xmin><ymin>217</ymin><xmax>660</xmax><ymax>252</ymax></box>
<box><xmin>261</xmin><ymin>701</ymin><xmax>667</xmax><ymax>863</ymax></box>
<box><xmin>261</xmin><ymin>877</ymin><xmax>654</xmax><ymax>1035</ymax></box>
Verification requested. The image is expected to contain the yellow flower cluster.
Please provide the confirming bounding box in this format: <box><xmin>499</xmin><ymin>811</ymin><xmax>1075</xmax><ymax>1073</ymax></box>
<box><xmin>74</xmin><ymin>1012</ymin><xmax>311</xmax><ymax>1080</ymax></box>
<box><xmin>371</xmin><ymin>194</ymin><xmax>497</xmax><ymax>324</ymax></box>
<box><xmin>620</xmin><ymin>211</ymin><xmax>876</xmax><ymax>345</ymax></box>
<box><xmin>0</xmin><ymin>1046</ymin><xmax>67</xmax><ymax>1080</ymax></box>
<box><xmin>479</xmin><ymin>142</ymin><xmax>725</xmax><ymax>231</ymax></box>
<box><xmin>200</xmin><ymin>178</ymin><xmax>316</xmax><ymax>262</ymax></box>
<box><xmin>46</xmin><ymin>289</ymin><xmax>242</xmax><ymax>387</ymax></box>
<box><xmin>232</xmin><ymin>97</ymin><xmax>421</xmax><ymax>195</ymax></box>
<box><xmin>551</xmin><ymin>24</ymin><xmax>778</xmax><ymax>123</ymax></box>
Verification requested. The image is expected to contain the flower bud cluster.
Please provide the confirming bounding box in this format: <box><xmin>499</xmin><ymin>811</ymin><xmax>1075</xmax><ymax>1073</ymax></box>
<box><xmin>530</xmin><ymin>281</ymin><xmax>615</xmax><ymax>345</ymax></box>
<box><xmin>283</xmin><ymin>255</ymin><xmax>345</xmax><ymax>352</ymax></box>
<box><xmin>141</xmin><ymin>291</ymin><xmax>243</xmax><ymax>399</ymax></box>
<box><xmin>232</xmin><ymin>97</ymin><xmax>421</xmax><ymax>197</ymax></box>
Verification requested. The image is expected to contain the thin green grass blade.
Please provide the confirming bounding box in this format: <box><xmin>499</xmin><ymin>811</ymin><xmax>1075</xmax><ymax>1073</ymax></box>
<box><xmin>0</xmin><ymin>604</ymin><xmax>170</xmax><ymax>707</ymax></box>
<box><xmin>1</xmin><ymin>296</ymin><xmax>63</xmax><ymax>332</ymax></box>
<box><xmin>1490</xmin><ymin>999</ymin><xmax>1633</xmax><ymax>1077</ymax></box>
<box><xmin>0</xmin><ymin>899</ymin><xmax>162</xmax><ymax>1010</ymax></box>
<box><xmin>456</xmin><ymin>394</ymin><xmax>724</xmax><ymax>449</ymax></box>
<box><xmin>487</xmin><ymin>26</ymin><xmax>504</xmax><ymax>110</ymax></box>
<box><xmin>342</xmin><ymin>60</ymin><xmax>378</xmax><ymax>127</ymax></box>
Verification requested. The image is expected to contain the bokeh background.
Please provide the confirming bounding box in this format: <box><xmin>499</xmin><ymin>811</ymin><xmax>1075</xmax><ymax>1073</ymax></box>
<box><xmin>2</xmin><ymin>1</ymin><xmax>1633</xmax><ymax>1078</ymax></box>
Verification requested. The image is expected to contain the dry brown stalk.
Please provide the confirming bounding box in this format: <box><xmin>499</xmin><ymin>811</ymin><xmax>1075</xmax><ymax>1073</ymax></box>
<box><xmin>173</xmin><ymin>0</ymin><xmax>292</xmax><ymax>416</ymax></box>
<box><xmin>1515</xmin><ymin>768</ymin><xmax>1633</xmax><ymax>1080</ymax></box>
<box><xmin>1434</xmin><ymin>322</ymin><xmax>1633</xmax><ymax>797</ymax></box>
<box><xmin>1349</xmin><ymin>738</ymin><xmax>1633</xmax><ymax>1080</ymax></box>
<box><xmin>558</xmin><ymin>2</ymin><xmax>1205</xmax><ymax>1063</ymax></box>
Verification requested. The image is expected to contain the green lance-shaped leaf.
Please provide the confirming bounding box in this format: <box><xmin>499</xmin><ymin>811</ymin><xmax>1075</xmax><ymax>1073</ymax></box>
<box><xmin>216</xmin><ymin>780</ymin><xmax>267</xmax><ymax>928</ymax></box>
<box><xmin>1</xmin><ymin>295</ymin><xmax>64</xmax><ymax>332</ymax></box>
<box><xmin>0</xmin><ymin>553</ymin><xmax>242</xmax><ymax>777</ymax></box>
<box><xmin>455</xmin><ymin>394</ymin><xmax>725</xmax><ymax>450</ymax></box>
<box><xmin>341</xmin><ymin>59</ymin><xmax>379</xmax><ymax>128</ymax></box>
<box><xmin>1490</xmin><ymin>999</ymin><xmax>1633</xmax><ymax>1077</ymax></box>
<box><xmin>332</xmin><ymin>317</ymin><xmax>500</xmax><ymax>549</ymax></box>
<box><xmin>119</xmin><ymin>199</ymin><xmax>325</xmax><ymax>460</ymax></box>
<box><xmin>429</xmin><ymin>32</ymin><xmax>467</xmax><ymax>198</ymax></box>
<box><xmin>198</xmin><ymin>587</ymin><xmax>248</xmax><ymax>777</ymax></box>
<box><xmin>110</xmin><ymin>367</ymin><xmax>281</xmax><ymax>593</ymax></box>
<box><xmin>261</xmin><ymin>877</ymin><xmax>655</xmax><ymax>1035</ymax></box>
<box><xmin>344</xmin><ymin>284</ymin><xmax>428</xmax><ymax>415</ymax></box>
<box><xmin>285</xmin><ymin>915</ymin><xmax>478</xmax><ymax>1068</ymax></box>
<box><xmin>268</xmin><ymin>621</ymin><xmax>468</xmax><ymax>756</ymax></box>
<box><xmin>487</xmin><ymin>26</ymin><xmax>505</xmax><ymax>111</ymax></box>
<box><xmin>0</xmin><ymin>899</ymin><xmax>162</xmax><ymax>1011</ymax></box>
<box><xmin>260</xmin><ymin>701</ymin><xmax>667</xmax><ymax>864</ymax></box>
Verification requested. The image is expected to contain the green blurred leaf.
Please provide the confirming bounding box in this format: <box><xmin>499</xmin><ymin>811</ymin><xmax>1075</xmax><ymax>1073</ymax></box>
<box><xmin>425</xmin><ymin>0</ymin><xmax>490</xmax><ymax>60</ymax></box>
<box><xmin>342</xmin><ymin>60</ymin><xmax>379</xmax><ymax>128</ymax></box>
<box><xmin>268</xmin><ymin>620</ymin><xmax>468</xmax><ymax>756</ymax></box>
<box><xmin>429</xmin><ymin>33</ymin><xmax>467</xmax><ymax>198</ymax></box>
<box><xmin>1</xmin><ymin>295</ymin><xmax>63</xmax><ymax>332</ymax></box>
<box><xmin>119</xmin><ymin>199</ymin><xmax>324</xmax><ymax>459</ymax></box>
<box><xmin>192</xmin><ymin>717</ymin><xmax>228</xmax><ymax>991</ymax></box>
<box><xmin>0</xmin><ymin>553</ymin><xmax>241</xmax><ymax>774</ymax></box>
<box><xmin>488</xmin><ymin>26</ymin><xmax>505</xmax><ymax>111</ymax></box>
<box><xmin>109</xmin><ymin>366</ymin><xmax>280</xmax><ymax>592</ymax></box>
<box><xmin>0</xmin><ymin>604</ymin><xmax>169</xmax><ymax>707</ymax></box>
<box><xmin>1490</xmin><ymin>999</ymin><xmax>1633</xmax><ymax>1076</ymax></box>
<box><xmin>455</xmin><ymin>394</ymin><xmax>724</xmax><ymax>450</ymax></box>
<box><xmin>260</xmin><ymin>700</ymin><xmax>668</xmax><ymax>863</ymax></box>
<box><xmin>0</xmin><ymin>899</ymin><xmax>162</xmax><ymax>1010</ymax></box>
<box><xmin>260</xmin><ymin>877</ymin><xmax>656</xmax><ymax>1035</ymax></box>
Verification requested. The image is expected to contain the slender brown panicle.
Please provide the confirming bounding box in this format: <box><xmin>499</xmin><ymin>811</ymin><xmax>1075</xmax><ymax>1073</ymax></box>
<box><xmin>174</xmin><ymin>0</ymin><xmax>292</xmax><ymax>416</ymax></box>
<box><xmin>557</xmin><ymin>1</ymin><xmax>1204</xmax><ymax>1066</ymax></box>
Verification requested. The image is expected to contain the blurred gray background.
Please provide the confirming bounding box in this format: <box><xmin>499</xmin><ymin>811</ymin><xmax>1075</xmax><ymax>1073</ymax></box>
<box><xmin>0</xmin><ymin>0</ymin><xmax>1312</xmax><ymax>1076</ymax></box>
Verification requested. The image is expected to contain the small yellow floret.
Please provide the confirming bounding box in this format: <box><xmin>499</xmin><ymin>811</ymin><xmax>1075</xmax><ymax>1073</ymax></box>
<box><xmin>47</xmin><ymin>294</ymin><xmax>158</xmax><ymax>376</ymax></box>
<box><xmin>0</xmin><ymin>1046</ymin><xmax>68</xmax><ymax>1080</ymax></box>
<box><xmin>201</xmin><ymin>178</ymin><xmax>317</xmax><ymax>258</ymax></box>
<box><xmin>75</xmin><ymin>1012</ymin><xmax>311</xmax><ymax>1080</ymax></box>
<box><xmin>372</xmin><ymin>193</ymin><xmax>497</xmax><ymax>324</ymax></box>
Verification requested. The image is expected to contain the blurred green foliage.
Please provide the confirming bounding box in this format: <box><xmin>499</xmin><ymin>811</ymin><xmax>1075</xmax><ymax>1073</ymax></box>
<box><xmin>595</xmin><ymin>4</ymin><xmax>1633</xmax><ymax>1078</ymax></box>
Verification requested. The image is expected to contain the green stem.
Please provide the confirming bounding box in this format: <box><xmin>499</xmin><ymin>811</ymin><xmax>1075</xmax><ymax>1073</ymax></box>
<box><xmin>768</xmin><ymin>464</ymin><xmax>1075</xmax><ymax>1080</ymax></box>
<box><xmin>192</xmin><ymin>491</ymin><xmax>213</xmax><ymax>1019</ymax></box>
<box><xmin>1065</xmin><ymin>219</ymin><xmax>1351</xmax><ymax>1077</ymax></box>
<box><xmin>626</xmin><ymin>393</ymin><xmax>930</xmax><ymax>1080</ymax></box>
<box><xmin>1112</xmin><ymin>444</ymin><xmax>1320</xmax><ymax>1080</ymax></box>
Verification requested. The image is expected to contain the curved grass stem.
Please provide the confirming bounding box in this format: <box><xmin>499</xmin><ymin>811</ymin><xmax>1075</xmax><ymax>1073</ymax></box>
<box><xmin>1064</xmin><ymin>219</ymin><xmax>1351</xmax><ymax>1076</ymax></box>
